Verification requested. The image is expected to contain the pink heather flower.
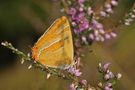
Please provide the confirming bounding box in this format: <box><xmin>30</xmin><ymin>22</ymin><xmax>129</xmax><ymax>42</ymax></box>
<box><xmin>94</xmin><ymin>30</ymin><xmax>99</xmax><ymax>36</ymax></box>
<box><xmin>106</xmin><ymin>8</ymin><xmax>113</xmax><ymax>13</ymax></box>
<box><xmin>111</xmin><ymin>0</ymin><xmax>118</xmax><ymax>6</ymax></box>
<box><xmin>105</xmin><ymin>4</ymin><xmax>111</xmax><ymax>8</ymax></box>
<box><xmin>74</xmin><ymin>28</ymin><xmax>79</xmax><ymax>34</ymax></box>
<box><xmin>74</xmin><ymin>69</ymin><xmax>82</xmax><ymax>76</ymax></box>
<box><xmin>107</xmin><ymin>83</ymin><xmax>112</xmax><ymax>87</ymax></box>
<box><xmin>96</xmin><ymin>23</ymin><xmax>103</xmax><ymax>29</ymax></box>
<box><xmin>100</xmin><ymin>11</ymin><xmax>107</xmax><ymax>17</ymax></box>
<box><xmin>108</xmin><ymin>71</ymin><xmax>114</xmax><ymax>78</ymax></box>
<box><xmin>79</xmin><ymin>7</ymin><xmax>84</xmax><ymax>12</ymax></box>
<box><xmin>105</xmin><ymin>34</ymin><xmax>111</xmax><ymax>39</ymax></box>
<box><xmin>75</xmin><ymin>13</ymin><xmax>89</xmax><ymax>32</ymax></box>
<box><xmin>71</xmin><ymin>22</ymin><xmax>77</xmax><ymax>27</ymax></box>
<box><xmin>100</xmin><ymin>36</ymin><xmax>105</xmax><ymax>42</ymax></box>
<box><xmin>70</xmin><ymin>7</ymin><xmax>76</xmax><ymax>20</ymax></box>
<box><xmin>70</xmin><ymin>7</ymin><xmax>76</xmax><ymax>15</ymax></box>
<box><xmin>95</xmin><ymin>37</ymin><xmax>100</xmax><ymax>41</ymax></box>
<box><xmin>104</xmin><ymin>71</ymin><xmax>114</xmax><ymax>80</ymax></box>
<box><xmin>133</xmin><ymin>9</ymin><xmax>135</xmax><ymax>13</ymax></box>
<box><xmin>76</xmin><ymin>13</ymin><xmax>85</xmax><ymax>22</ymax></box>
<box><xmin>99</xmin><ymin>29</ymin><xmax>105</xmax><ymax>34</ymax></box>
<box><xmin>79</xmin><ymin>3</ymin><xmax>84</xmax><ymax>8</ymax></box>
<box><xmin>92</xmin><ymin>19</ymin><xmax>98</xmax><ymax>25</ymax></box>
<box><xmin>88</xmin><ymin>7</ymin><xmax>93</xmax><ymax>15</ymax></box>
<box><xmin>68</xmin><ymin>67</ymin><xmax>82</xmax><ymax>76</ymax></box>
<box><xmin>105</xmin><ymin>86</ymin><xmax>113</xmax><ymax>90</ymax></box>
<box><xmin>81</xmin><ymin>79</ymin><xmax>87</xmax><ymax>86</ymax></box>
<box><xmin>110</xmin><ymin>32</ymin><xmax>117</xmax><ymax>38</ymax></box>
<box><xmin>104</xmin><ymin>74</ymin><xmax>110</xmax><ymax>80</ymax></box>
<box><xmin>89</xmin><ymin>34</ymin><xmax>94</xmax><ymax>40</ymax></box>
<box><xmin>116</xmin><ymin>73</ymin><xmax>122</xmax><ymax>79</ymax></box>
<box><xmin>81</xmin><ymin>36</ymin><xmax>88</xmax><ymax>44</ymax></box>
<box><xmin>105</xmin><ymin>83</ymin><xmax>113</xmax><ymax>90</ymax></box>
<box><xmin>70</xmin><ymin>83</ymin><xmax>76</xmax><ymax>90</ymax></box>
<box><xmin>78</xmin><ymin>0</ymin><xmax>85</xmax><ymax>4</ymax></box>
<box><xmin>79</xmin><ymin>18</ymin><xmax>89</xmax><ymax>31</ymax></box>
<box><xmin>125</xmin><ymin>22</ymin><xmax>130</xmax><ymax>26</ymax></box>
<box><xmin>131</xmin><ymin>14</ymin><xmax>135</xmax><ymax>18</ymax></box>
<box><xmin>128</xmin><ymin>18</ymin><xmax>133</xmax><ymax>22</ymax></box>
<box><xmin>103</xmin><ymin>63</ymin><xmax>111</xmax><ymax>72</ymax></box>
<box><xmin>92</xmin><ymin>19</ymin><xmax>104</xmax><ymax>30</ymax></box>
<box><xmin>81</xmin><ymin>36</ymin><xmax>87</xmax><ymax>42</ymax></box>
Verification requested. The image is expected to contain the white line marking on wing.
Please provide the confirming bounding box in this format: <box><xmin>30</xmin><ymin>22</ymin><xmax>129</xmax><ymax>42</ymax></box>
<box><xmin>56</xmin><ymin>25</ymin><xmax>69</xmax><ymax>34</ymax></box>
<box><xmin>34</xmin><ymin>18</ymin><xmax>60</xmax><ymax>47</ymax></box>
<box><xmin>37</xmin><ymin>38</ymin><xmax>62</xmax><ymax>57</ymax></box>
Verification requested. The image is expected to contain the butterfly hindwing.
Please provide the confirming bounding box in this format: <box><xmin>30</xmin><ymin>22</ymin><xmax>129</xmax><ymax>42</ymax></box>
<box><xmin>32</xmin><ymin>16</ymin><xmax>74</xmax><ymax>69</ymax></box>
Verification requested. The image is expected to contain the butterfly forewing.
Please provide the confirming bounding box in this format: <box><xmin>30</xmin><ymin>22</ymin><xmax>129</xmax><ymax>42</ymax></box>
<box><xmin>32</xmin><ymin>16</ymin><xmax>74</xmax><ymax>69</ymax></box>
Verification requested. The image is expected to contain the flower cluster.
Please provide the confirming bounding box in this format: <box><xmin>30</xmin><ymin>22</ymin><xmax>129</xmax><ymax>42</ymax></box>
<box><xmin>68</xmin><ymin>67</ymin><xmax>82</xmax><ymax>77</ymax></box>
<box><xmin>123</xmin><ymin>4</ymin><xmax>135</xmax><ymax>26</ymax></box>
<box><xmin>89</xmin><ymin>19</ymin><xmax>117</xmax><ymax>42</ymax></box>
<box><xmin>69</xmin><ymin>79</ymin><xmax>88</xmax><ymax>90</ymax></box>
<box><xmin>98</xmin><ymin>63</ymin><xmax>122</xmax><ymax>90</ymax></box>
<box><xmin>100</xmin><ymin>0</ymin><xmax>119</xmax><ymax>17</ymax></box>
<box><xmin>61</xmin><ymin>0</ymin><xmax>117</xmax><ymax>43</ymax></box>
<box><xmin>69</xmin><ymin>0</ymin><xmax>92</xmax><ymax>33</ymax></box>
<box><xmin>67</xmin><ymin>65</ymin><xmax>90</xmax><ymax>90</ymax></box>
<box><xmin>69</xmin><ymin>83</ymin><xmax>76</xmax><ymax>90</ymax></box>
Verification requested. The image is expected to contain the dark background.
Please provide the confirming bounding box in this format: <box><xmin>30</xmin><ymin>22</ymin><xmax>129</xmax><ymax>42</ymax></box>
<box><xmin>0</xmin><ymin>0</ymin><xmax>135</xmax><ymax>90</ymax></box>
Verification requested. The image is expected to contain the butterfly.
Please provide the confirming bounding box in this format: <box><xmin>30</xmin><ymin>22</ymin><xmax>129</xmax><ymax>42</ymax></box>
<box><xmin>32</xmin><ymin>16</ymin><xmax>74</xmax><ymax>69</ymax></box>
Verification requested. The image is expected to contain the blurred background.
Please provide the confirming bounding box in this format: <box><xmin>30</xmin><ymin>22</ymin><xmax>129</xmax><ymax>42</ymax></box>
<box><xmin>0</xmin><ymin>0</ymin><xmax>135</xmax><ymax>90</ymax></box>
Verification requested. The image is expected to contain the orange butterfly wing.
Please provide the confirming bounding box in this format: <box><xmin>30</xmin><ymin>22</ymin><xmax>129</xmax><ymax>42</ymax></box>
<box><xmin>32</xmin><ymin>16</ymin><xmax>74</xmax><ymax>69</ymax></box>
